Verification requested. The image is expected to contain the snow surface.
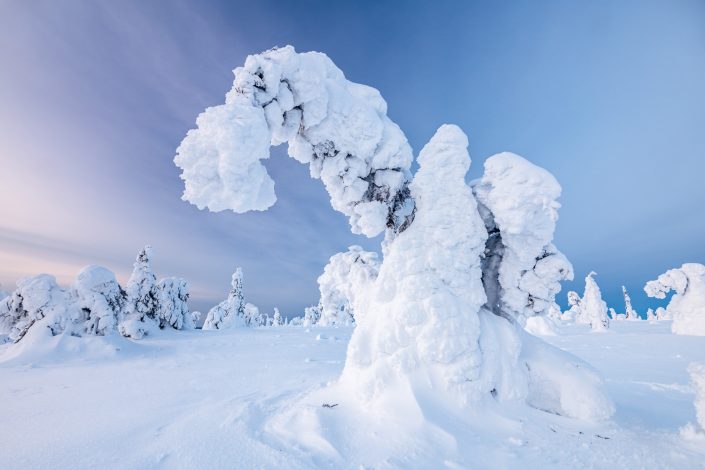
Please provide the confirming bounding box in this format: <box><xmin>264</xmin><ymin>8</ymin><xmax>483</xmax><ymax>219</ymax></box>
<box><xmin>1</xmin><ymin>321</ymin><xmax>704</xmax><ymax>469</ymax></box>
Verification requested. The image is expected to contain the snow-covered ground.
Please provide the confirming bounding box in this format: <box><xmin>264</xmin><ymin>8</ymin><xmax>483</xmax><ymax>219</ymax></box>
<box><xmin>1</xmin><ymin>322</ymin><xmax>704</xmax><ymax>469</ymax></box>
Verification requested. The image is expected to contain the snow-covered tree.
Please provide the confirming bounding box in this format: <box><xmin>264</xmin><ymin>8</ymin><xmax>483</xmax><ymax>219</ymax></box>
<box><xmin>609</xmin><ymin>307</ymin><xmax>619</xmax><ymax>321</ymax></box>
<box><xmin>302</xmin><ymin>305</ymin><xmax>320</xmax><ymax>327</ymax></box>
<box><xmin>272</xmin><ymin>307</ymin><xmax>283</xmax><ymax>327</ymax></box>
<box><xmin>203</xmin><ymin>268</ymin><xmax>246</xmax><ymax>330</ymax></box>
<box><xmin>156</xmin><ymin>277</ymin><xmax>197</xmax><ymax>330</ymax></box>
<box><xmin>582</xmin><ymin>272</ymin><xmax>609</xmax><ymax>332</ymax></box>
<box><xmin>176</xmin><ymin>46</ymin><xmax>613</xmax><ymax>422</ymax></box>
<box><xmin>473</xmin><ymin>153</ymin><xmax>574</xmax><ymax>326</ymax></box>
<box><xmin>655</xmin><ymin>306</ymin><xmax>672</xmax><ymax>321</ymax></box>
<box><xmin>316</xmin><ymin>246</ymin><xmax>380</xmax><ymax>327</ymax></box>
<box><xmin>244</xmin><ymin>303</ymin><xmax>264</xmax><ymax>327</ymax></box>
<box><xmin>120</xmin><ymin>246</ymin><xmax>158</xmax><ymax>338</ymax></box>
<box><xmin>72</xmin><ymin>265</ymin><xmax>126</xmax><ymax>336</ymax></box>
<box><xmin>644</xmin><ymin>263</ymin><xmax>705</xmax><ymax>335</ymax></box>
<box><xmin>646</xmin><ymin>308</ymin><xmax>656</xmax><ymax>321</ymax></box>
<box><xmin>622</xmin><ymin>286</ymin><xmax>639</xmax><ymax>320</ymax></box>
<box><xmin>563</xmin><ymin>290</ymin><xmax>582</xmax><ymax>323</ymax></box>
<box><xmin>0</xmin><ymin>274</ymin><xmax>70</xmax><ymax>343</ymax></box>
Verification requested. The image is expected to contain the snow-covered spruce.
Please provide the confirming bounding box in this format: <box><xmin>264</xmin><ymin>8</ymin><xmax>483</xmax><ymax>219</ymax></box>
<box><xmin>120</xmin><ymin>246</ymin><xmax>158</xmax><ymax>339</ymax></box>
<box><xmin>622</xmin><ymin>286</ymin><xmax>639</xmax><ymax>320</ymax></box>
<box><xmin>316</xmin><ymin>245</ymin><xmax>380</xmax><ymax>327</ymax></box>
<box><xmin>272</xmin><ymin>307</ymin><xmax>283</xmax><ymax>327</ymax></box>
<box><xmin>581</xmin><ymin>272</ymin><xmax>610</xmax><ymax>332</ymax></box>
<box><xmin>0</xmin><ymin>274</ymin><xmax>70</xmax><ymax>343</ymax></box>
<box><xmin>156</xmin><ymin>277</ymin><xmax>198</xmax><ymax>330</ymax></box>
<box><xmin>302</xmin><ymin>305</ymin><xmax>321</xmax><ymax>327</ymax></box>
<box><xmin>644</xmin><ymin>263</ymin><xmax>705</xmax><ymax>336</ymax></box>
<box><xmin>563</xmin><ymin>290</ymin><xmax>582</xmax><ymax>323</ymax></box>
<box><xmin>72</xmin><ymin>265</ymin><xmax>126</xmax><ymax>336</ymax></box>
<box><xmin>174</xmin><ymin>45</ymin><xmax>415</xmax><ymax>237</ymax></box>
<box><xmin>203</xmin><ymin>268</ymin><xmax>246</xmax><ymax>330</ymax></box>
<box><xmin>472</xmin><ymin>153</ymin><xmax>573</xmax><ymax>326</ymax></box>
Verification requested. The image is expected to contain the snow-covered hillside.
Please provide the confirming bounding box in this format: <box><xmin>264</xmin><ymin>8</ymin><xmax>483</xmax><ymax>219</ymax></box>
<box><xmin>1</xmin><ymin>322</ymin><xmax>704</xmax><ymax>469</ymax></box>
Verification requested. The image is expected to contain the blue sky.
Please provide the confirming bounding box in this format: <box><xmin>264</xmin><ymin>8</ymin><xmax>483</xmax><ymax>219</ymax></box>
<box><xmin>0</xmin><ymin>0</ymin><xmax>703</xmax><ymax>316</ymax></box>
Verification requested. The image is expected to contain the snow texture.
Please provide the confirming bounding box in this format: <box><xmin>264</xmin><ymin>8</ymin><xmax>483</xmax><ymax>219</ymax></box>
<box><xmin>174</xmin><ymin>45</ymin><xmax>415</xmax><ymax>237</ymax></box>
<box><xmin>316</xmin><ymin>245</ymin><xmax>380</xmax><ymax>326</ymax></box>
<box><xmin>645</xmin><ymin>263</ymin><xmax>705</xmax><ymax>336</ymax></box>
<box><xmin>202</xmin><ymin>268</ymin><xmax>246</xmax><ymax>330</ymax></box>
<box><xmin>473</xmin><ymin>153</ymin><xmax>573</xmax><ymax>325</ymax></box>
<box><xmin>582</xmin><ymin>272</ymin><xmax>610</xmax><ymax>332</ymax></box>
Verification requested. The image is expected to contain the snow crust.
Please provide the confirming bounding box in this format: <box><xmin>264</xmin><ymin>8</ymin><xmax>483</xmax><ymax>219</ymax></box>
<box><xmin>175</xmin><ymin>45</ymin><xmax>414</xmax><ymax>237</ymax></box>
<box><xmin>645</xmin><ymin>263</ymin><xmax>705</xmax><ymax>336</ymax></box>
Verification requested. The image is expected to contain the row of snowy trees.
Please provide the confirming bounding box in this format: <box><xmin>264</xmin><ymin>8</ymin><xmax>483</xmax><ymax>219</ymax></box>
<box><xmin>0</xmin><ymin>247</ymin><xmax>198</xmax><ymax>344</ymax></box>
<box><xmin>560</xmin><ymin>263</ymin><xmax>704</xmax><ymax>335</ymax></box>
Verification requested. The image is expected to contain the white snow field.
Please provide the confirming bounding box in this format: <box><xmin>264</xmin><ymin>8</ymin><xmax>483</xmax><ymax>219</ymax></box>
<box><xmin>1</xmin><ymin>321</ymin><xmax>704</xmax><ymax>469</ymax></box>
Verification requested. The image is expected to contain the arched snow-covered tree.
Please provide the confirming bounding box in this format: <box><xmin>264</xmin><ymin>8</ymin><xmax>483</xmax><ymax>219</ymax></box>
<box><xmin>622</xmin><ymin>286</ymin><xmax>639</xmax><ymax>320</ymax></box>
<box><xmin>156</xmin><ymin>277</ymin><xmax>197</xmax><ymax>330</ymax></box>
<box><xmin>203</xmin><ymin>268</ymin><xmax>246</xmax><ymax>330</ymax></box>
<box><xmin>121</xmin><ymin>246</ymin><xmax>158</xmax><ymax>338</ymax></box>
<box><xmin>582</xmin><ymin>273</ymin><xmax>609</xmax><ymax>332</ymax></box>
<box><xmin>644</xmin><ymin>263</ymin><xmax>705</xmax><ymax>335</ymax></box>
<box><xmin>176</xmin><ymin>46</ymin><xmax>613</xmax><ymax>424</ymax></box>
<box><xmin>73</xmin><ymin>265</ymin><xmax>126</xmax><ymax>336</ymax></box>
<box><xmin>316</xmin><ymin>246</ymin><xmax>380</xmax><ymax>327</ymax></box>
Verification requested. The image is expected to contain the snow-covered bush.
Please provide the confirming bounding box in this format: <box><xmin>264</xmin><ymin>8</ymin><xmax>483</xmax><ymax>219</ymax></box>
<box><xmin>176</xmin><ymin>46</ymin><xmax>613</xmax><ymax>422</ymax></box>
<box><xmin>0</xmin><ymin>274</ymin><xmax>70</xmax><ymax>343</ymax></box>
<box><xmin>203</xmin><ymin>268</ymin><xmax>246</xmax><ymax>330</ymax></box>
<box><xmin>644</xmin><ymin>263</ymin><xmax>705</xmax><ymax>335</ymax></box>
<box><xmin>303</xmin><ymin>305</ymin><xmax>321</xmax><ymax>327</ymax></box>
<box><xmin>120</xmin><ymin>246</ymin><xmax>158</xmax><ymax>338</ymax></box>
<box><xmin>316</xmin><ymin>246</ymin><xmax>380</xmax><ymax>327</ymax></box>
<box><xmin>622</xmin><ymin>286</ymin><xmax>639</xmax><ymax>320</ymax></box>
<box><xmin>72</xmin><ymin>265</ymin><xmax>126</xmax><ymax>336</ymax></box>
<box><xmin>156</xmin><ymin>277</ymin><xmax>197</xmax><ymax>330</ymax></box>
<box><xmin>582</xmin><ymin>273</ymin><xmax>609</xmax><ymax>332</ymax></box>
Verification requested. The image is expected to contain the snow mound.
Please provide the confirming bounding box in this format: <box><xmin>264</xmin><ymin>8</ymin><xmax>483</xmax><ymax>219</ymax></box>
<box><xmin>175</xmin><ymin>45</ymin><xmax>415</xmax><ymax>236</ymax></box>
<box><xmin>525</xmin><ymin>315</ymin><xmax>556</xmax><ymax>336</ymax></box>
<box><xmin>645</xmin><ymin>263</ymin><xmax>705</xmax><ymax>336</ymax></box>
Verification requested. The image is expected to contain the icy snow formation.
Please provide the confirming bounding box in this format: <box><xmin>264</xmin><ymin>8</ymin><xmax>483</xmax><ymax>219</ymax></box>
<box><xmin>203</xmin><ymin>268</ymin><xmax>246</xmax><ymax>330</ymax></box>
<box><xmin>316</xmin><ymin>245</ymin><xmax>380</xmax><ymax>327</ymax></box>
<box><xmin>174</xmin><ymin>45</ymin><xmax>414</xmax><ymax>237</ymax></box>
<box><xmin>644</xmin><ymin>263</ymin><xmax>705</xmax><ymax>336</ymax></box>
<box><xmin>473</xmin><ymin>153</ymin><xmax>573</xmax><ymax>325</ymax></box>
<box><xmin>582</xmin><ymin>273</ymin><xmax>609</xmax><ymax>332</ymax></box>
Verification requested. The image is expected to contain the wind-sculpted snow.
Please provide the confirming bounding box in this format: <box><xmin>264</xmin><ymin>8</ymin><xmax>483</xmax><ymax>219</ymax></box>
<box><xmin>645</xmin><ymin>263</ymin><xmax>705</xmax><ymax>335</ymax></box>
<box><xmin>473</xmin><ymin>153</ymin><xmax>573</xmax><ymax>324</ymax></box>
<box><xmin>175</xmin><ymin>45</ymin><xmax>414</xmax><ymax>237</ymax></box>
<box><xmin>316</xmin><ymin>245</ymin><xmax>380</xmax><ymax>326</ymax></box>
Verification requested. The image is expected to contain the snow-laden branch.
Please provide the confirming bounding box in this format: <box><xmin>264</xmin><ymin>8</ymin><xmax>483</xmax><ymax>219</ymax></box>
<box><xmin>175</xmin><ymin>46</ymin><xmax>415</xmax><ymax>237</ymax></box>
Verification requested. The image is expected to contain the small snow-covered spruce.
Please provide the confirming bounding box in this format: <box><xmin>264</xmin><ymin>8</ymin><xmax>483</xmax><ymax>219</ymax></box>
<box><xmin>317</xmin><ymin>246</ymin><xmax>380</xmax><ymax>327</ymax></box>
<box><xmin>272</xmin><ymin>307</ymin><xmax>283</xmax><ymax>327</ymax></box>
<box><xmin>646</xmin><ymin>308</ymin><xmax>656</xmax><ymax>321</ymax></box>
<box><xmin>563</xmin><ymin>290</ymin><xmax>582</xmax><ymax>323</ymax></box>
<box><xmin>622</xmin><ymin>286</ymin><xmax>639</xmax><ymax>320</ymax></box>
<box><xmin>73</xmin><ymin>266</ymin><xmax>126</xmax><ymax>336</ymax></box>
<box><xmin>303</xmin><ymin>305</ymin><xmax>321</xmax><ymax>327</ymax></box>
<box><xmin>156</xmin><ymin>278</ymin><xmax>198</xmax><ymax>330</ymax></box>
<box><xmin>609</xmin><ymin>308</ymin><xmax>619</xmax><ymax>321</ymax></box>
<box><xmin>644</xmin><ymin>263</ymin><xmax>705</xmax><ymax>335</ymax></box>
<box><xmin>120</xmin><ymin>246</ymin><xmax>158</xmax><ymax>338</ymax></box>
<box><xmin>681</xmin><ymin>362</ymin><xmax>705</xmax><ymax>441</ymax></box>
<box><xmin>0</xmin><ymin>274</ymin><xmax>70</xmax><ymax>343</ymax></box>
<box><xmin>655</xmin><ymin>306</ymin><xmax>671</xmax><ymax>321</ymax></box>
<box><xmin>582</xmin><ymin>272</ymin><xmax>609</xmax><ymax>332</ymax></box>
<box><xmin>203</xmin><ymin>268</ymin><xmax>246</xmax><ymax>330</ymax></box>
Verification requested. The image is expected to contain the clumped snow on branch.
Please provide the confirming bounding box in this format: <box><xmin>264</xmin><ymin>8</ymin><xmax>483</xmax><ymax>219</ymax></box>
<box><xmin>644</xmin><ymin>263</ymin><xmax>705</xmax><ymax>336</ymax></box>
<box><xmin>174</xmin><ymin>45</ymin><xmax>415</xmax><ymax>237</ymax></box>
<box><xmin>473</xmin><ymin>153</ymin><xmax>573</xmax><ymax>326</ymax></box>
<box><xmin>316</xmin><ymin>245</ymin><xmax>380</xmax><ymax>326</ymax></box>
